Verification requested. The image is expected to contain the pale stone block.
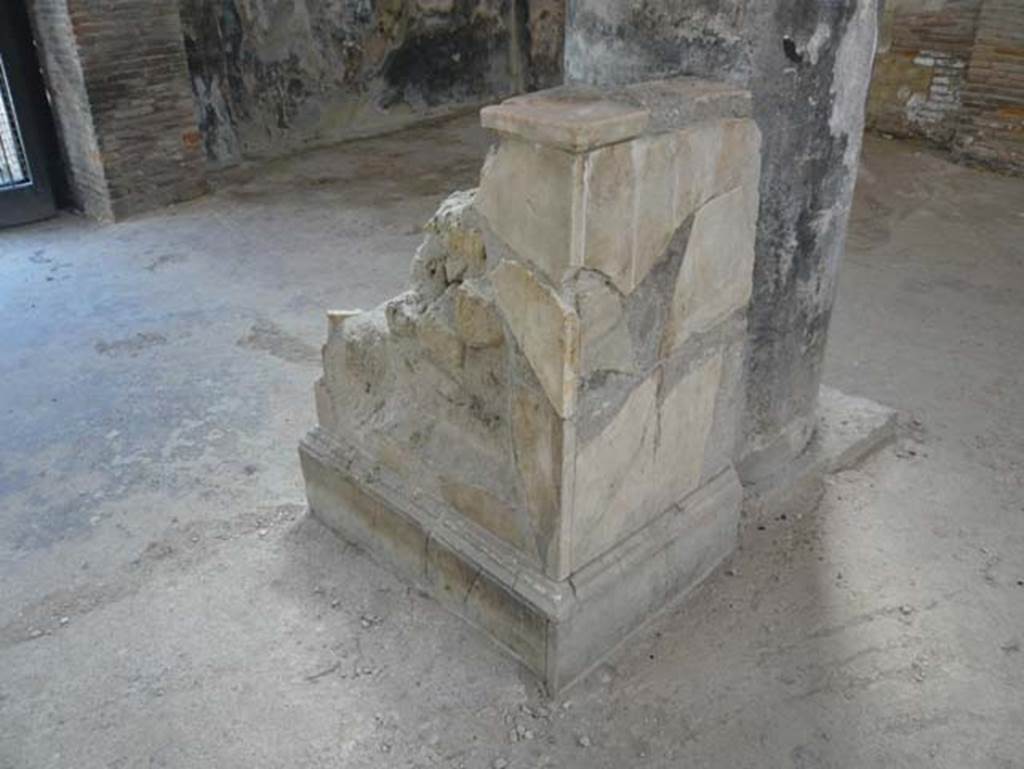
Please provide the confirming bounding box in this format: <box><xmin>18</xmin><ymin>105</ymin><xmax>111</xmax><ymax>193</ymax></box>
<box><xmin>477</xmin><ymin>139</ymin><xmax>579</xmax><ymax>285</ymax></box>
<box><xmin>440</xmin><ymin>478</ymin><xmax>535</xmax><ymax>559</ymax></box>
<box><xmin>574</xmin><ymin>271</ymin><xmax>636</xmax><ymax>377</ymax></box>
<box><xmin>492</xmin><ymin>260</ymin><xmax>580</xmax><ymax>418</ymax></box>
<box><xmin>581</xmin><ymin>119</ymin><xmax>760</xmax><ymax>293</ymax></box>
<box><xmin>453</xmin><ymin>280</ymin><xmax>504</xmax><ymax>348</ymax></box>
<box><xmin>572</xmin><ymin>354</ymin><xmax>723</xmax><ymax>569</ymax></box>
<box><xmin>511</xmin><ymin>384</ymin><xmax>568</xmax><ymax>577</ymax></box>
<box><xmin>673</xmin><ymin>121</ymin><xmax>725</xmax><ymax>233</ymax></box>
<box><xmin>654</xmin><ymin>354</ymin><xmax>725</xmax><ymax>510</ymax></box>
<box><xmin>716</xmin><ymin>119</ymin><xmax>762</xmax><ymax>194</ymax></box>
<box><xmin>301</xmin><ymin>442</ymin><xmax>429</xmax><ymax>584</ymax></box>
<box><xmin>632</xmin><ymin>134</ymin><xmax>682</xmax><ymax>287</ymax></box>
<box><xmin>581</xmin><ymin>141</ymin><xmax>636</xmax><ymax>293</ymax></box>
<box><xmin>573</xmin><ymin>373</ymin><xmax>659</xmax><ymax>568</ymax></box>
<box><xmin>425</xmin><ymin>536</ymin><xmax>549</xmax><ymax>674</ymax></box>
<box><xmin>662</xmin><ymin>186</ymin><xmax>757</xmax><ymax>356</ymax></box>
<box><xmin>673</xmin><ymin>119</ymin><xmax>760</xmax><ymax>230</ymax></box>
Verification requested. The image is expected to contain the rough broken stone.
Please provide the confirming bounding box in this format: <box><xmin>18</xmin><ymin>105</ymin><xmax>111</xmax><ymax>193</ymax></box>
<box><xmin>416</xmin><ymin>290</ymin><xmax>464</xmax><ymax>374</ymax></box>
<box><xmin>454</xmin><ymin>279</ymin><xmax>504</xmax><ymax>348</ymax></box>
<box><xmin>428</xmin><ymin>189</ymin><xmax>487</xmax><ymax>283</ymax></box>
<box><xmin>386</xmin><ymin>291</ymin><xmax>420</xmax><ymax>337</ymax></box>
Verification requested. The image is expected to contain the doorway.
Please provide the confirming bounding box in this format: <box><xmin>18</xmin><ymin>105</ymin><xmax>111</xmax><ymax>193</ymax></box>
<box><xmin>0</xmin><ymin>0</ymin><xmax>63</xmax><ymax>228</ymax></box>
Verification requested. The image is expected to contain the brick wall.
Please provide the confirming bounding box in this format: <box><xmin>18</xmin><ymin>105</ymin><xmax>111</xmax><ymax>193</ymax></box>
<box><xmin>27</xmin><ymin>0</ymin><xmax>206</xmax><ymax>220</ymax></box>
<box><xmin>955</xmin><ymin>0</ymin><xmax>1024</xmax><ymax>173</ymax></box>
<box><xmin>27</xmin><ymin>0</ymin><xmax>111</xmax><ymax>219</ymax></box>
<box><xmin>867</xmin><ymin>0</ymin><xmax>981</xmax><ymax>144</ymax></box>
<box><xmin>867</xmin><ymin>0</ymin><xmax>1023</xmax><ymax>174</ymax></box>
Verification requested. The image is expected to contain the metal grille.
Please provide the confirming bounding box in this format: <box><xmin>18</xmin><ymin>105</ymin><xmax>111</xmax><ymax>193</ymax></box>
<box><xmin>0</xmin><ymin>53</ymin><xmax>30</xmax><ymax>190</ymax></box>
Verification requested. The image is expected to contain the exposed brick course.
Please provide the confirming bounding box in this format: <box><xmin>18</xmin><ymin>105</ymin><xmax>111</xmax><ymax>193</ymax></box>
<box><xmin>868</xmin><ymin>0</ymin><xmax>1022</xmax><ymax>174</ymax></box>
<box><xmin>27</xmin><ymin>0</ymin><xmax>206</xmax><ymax>220</ymax></box>
<box><xmin>867</xmin><ymin>0</ymin><xmax>981</xmax><ymax>145</ymax></box>
<box><xmin>955</xmin><ymin>0</ymin><xmax>1024</xmax><ymax>173</ymax></box>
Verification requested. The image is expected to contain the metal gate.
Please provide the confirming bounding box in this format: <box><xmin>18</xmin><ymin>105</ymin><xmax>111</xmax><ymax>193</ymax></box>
<box><xmin>0</xmin><ymin>0</ymin><xmax>60</xmax><ymax>228</ymax></box>
<box><xmin>0</xmin><ymin>54</ymin><xmax>31</xmax><ymax>190</ymax></box>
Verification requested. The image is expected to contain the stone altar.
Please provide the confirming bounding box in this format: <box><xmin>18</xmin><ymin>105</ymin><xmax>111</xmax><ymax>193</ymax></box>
<box><xmin>300</xmin><ymin>78</ymin><xmax>761</xmax><ymax>692</ymax></box>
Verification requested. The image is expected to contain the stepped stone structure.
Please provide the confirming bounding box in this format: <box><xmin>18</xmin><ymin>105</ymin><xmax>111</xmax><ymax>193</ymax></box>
<box><xmin>299</xmin><ymin>78</ymin><xmax>761</xmax><ymax>692</ymax></box>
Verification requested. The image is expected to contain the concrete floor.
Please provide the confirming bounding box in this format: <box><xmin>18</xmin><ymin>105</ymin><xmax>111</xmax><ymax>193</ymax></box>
<box><xmin>1</xmin><ymin>119</ymin><xmax>1022</xmax><ymax>768</ymax></box>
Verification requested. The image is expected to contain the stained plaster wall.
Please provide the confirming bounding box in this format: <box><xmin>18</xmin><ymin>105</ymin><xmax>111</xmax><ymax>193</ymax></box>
<box><xmin>180</xmin><ymin>0</ymin><xmax>566</xmax><ymax>166</ymax></box>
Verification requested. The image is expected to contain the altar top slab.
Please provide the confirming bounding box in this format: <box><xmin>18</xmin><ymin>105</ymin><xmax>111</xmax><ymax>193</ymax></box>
<box><xmin>481</xmin><ymin>77</ymin><xmax>752</xmax><ymax>152</ymax></box>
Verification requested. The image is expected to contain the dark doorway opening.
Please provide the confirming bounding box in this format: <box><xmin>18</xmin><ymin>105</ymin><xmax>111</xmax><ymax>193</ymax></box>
<box><xmin>0</xmin><ymin>0</ymin><xmax>65</xmax><ymax>228</ymax></box>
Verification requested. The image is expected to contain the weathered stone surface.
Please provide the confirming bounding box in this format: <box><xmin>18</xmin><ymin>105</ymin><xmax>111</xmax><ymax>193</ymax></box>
<box><xmin>581</xmin><ymin>140</ymin><xmax>636</xmax><ymax>293</ymax></box>
<box><xmin>386</xmin><ymin>291</ymin><xmax>420</xmax><ymax>337</ymax></box>
<box><xmin>300</xmin><ymin>436</ymin><xmax>429</xmax><ymax>584</ymax></box>
<box><xmin>492</xmin><ymin>260</ymin><xmax>580</xmax><ymax>418</ymax></box>
<box><xmin>511</xmin><ymin>384</ymin><xmax>569</xmax><ymax>578</ymax></box>
<box><xmin>454</xmin><ymin>280</ymin><xmax>504</xmax><ymax>348</ymax></box>
<box><xmin>698</xmin><ymin>325</ymin><xmax>748</xmax><ymax>485</ymax></box>
<box><xmin>632</xmin><ymin>134</ymin><xmax>681</xmax><ymax>286</ymax></box>
<box><xmin>551</xmin><ymin>466</ymin><xmax>740</xmax><ymax>690</ymax></box>
<box><xmin>573</xmin><ymin>354</ymin><xmax>723</xmax><ymax>569</ymax></box>
<box><xmin>477</xmin><ymin>88</ymin><xmax>759</xmax><ymax>298</ymax></box>
<box><xmin>428</xmin><ymin>190</ymin><xmax>487</xmax><ymax>283</ymax></box>
<box><xmin>655</xmin><ymin>354</ymin><xmax>725</xmax><ymax>511</ymax></box>
<box><xmin>441</xmin><ymin>478</ymin><xmax>533</xmax><ymax>558</ymax></box>
<box><xmin>416</xmin><ymin>292</ymin><xmax>464</xmax><ymax>375</ymax></box>
<box><xmin>425</xmin><ymin>536</ymin><xmax>549</xmax><ymax>674</ymax></box>
<box><xmin>326</xmin><ymin>309</ymin><xmax>362</xmax><ymax>335</ymax></box>
<box><xmin>574</xmin><ymin>271</ymin><xmax>636</xmax><ymax>378</ymax></box>
<box><xmin>313</xmin><ymin>377</ymin><xmax>337</xmax><ymax>433</ymax></box>
<box><xmin>578</xmin><ymin>118</ymin><xmax>760</xmax><ymax>294</ymax></box>
<box><xmin>573</xmin><ymin>372</ymin><xmax>659</xmax><ymax>568</ymax></box>
<box><xmin>638</xmin><ymin>119</ymin><xmax>760</xmax><ymax>288</ymax></box>
<box><xmin>517</xmin><ymin>77</ymin><xmax>754</xmax><ymax>137</ymax></box>
<box><xmin>410</xmin><ymin>235</ymin><xmax>449</xmax><ymax>303</ymax></box>
<box><xmin>477</xmin><ymin>140</ymin><xmax>579</xmax><ymax>284</ymax></box>
<box><xmin>322</xmin><ymin>308</ymin><xmax>392</xmax><ymax>425</ymax></box>
<box><xmin>481</xmin><ymin>91</ymin><xmax>649</xmax><ymax>152</ymax></box>
<box><xmin>661</xmin><ymin>186</ymin><xmax>757</xmax><ymax>355</ymax></box>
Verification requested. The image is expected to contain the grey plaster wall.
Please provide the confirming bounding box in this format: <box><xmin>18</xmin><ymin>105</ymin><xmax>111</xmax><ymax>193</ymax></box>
<box><xmin>180</xmin><ymin>0</ymin><xmax>565</xmax><ymax>166</ymax></box>
<box><xmin>565</xmin><ymin>0</ymin><xmax>879</xmax><ymax>477</ymax></box>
